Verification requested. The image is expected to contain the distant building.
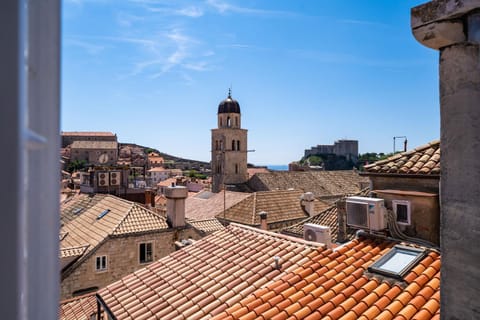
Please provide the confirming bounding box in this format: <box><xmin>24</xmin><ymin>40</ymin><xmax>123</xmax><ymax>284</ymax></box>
<box><xmin>61</xmin><ymin>131</ymin><xmax>117</xmax><ymax>148</ymax></box>
<box><xmin>211</xmin><ymin>90</ymin><xmax>248</xmax><ymax>192</ymax></box>
<box><xmin>69</xmin><ymin>140</ymin><xmax>118</xmax><ymax>166</ymax></box>
<box><xmin>305</xmin><ymin>139</ymin><xmax>358</xmax><ymax>162</ymax></box>
<box><xmin>147</xmin><ymin>152</ymin><xmax>164</xmax><ymax>168</ymax></box>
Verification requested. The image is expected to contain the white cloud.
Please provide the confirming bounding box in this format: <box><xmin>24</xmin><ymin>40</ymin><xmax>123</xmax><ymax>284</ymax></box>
<box><xmin>65</xmin><ymin>38</ymin><xmax>105</xmax><ymax>55</ymax></box>
<box><xmin>205</xmin><ymin>0</ymin><xmax>295</xmax><ymax>17</ymax></box>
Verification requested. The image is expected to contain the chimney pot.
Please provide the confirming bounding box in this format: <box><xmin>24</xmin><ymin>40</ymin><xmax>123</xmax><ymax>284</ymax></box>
<box><xmin>258</xmin><ymin>211</ymin><xmax>268</xmax><ymax>230</ymax></box>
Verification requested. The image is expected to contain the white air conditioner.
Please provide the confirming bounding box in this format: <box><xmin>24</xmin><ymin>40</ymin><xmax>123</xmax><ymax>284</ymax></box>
<box><xmin>109</xmin><ymin>171</ymin><xmax>121</xmax><ymax>186</ymax></box>
<box><xmin>304</xmin><ymin>224</ymin><xmax>331</xmax><ymax>248</ymax></box>
<box><xmin>97</xmin><ymin>172</ymin><xmax>109</xmax><ymax>187</ymax></box>
<box><xmin>346</xmin><ymin>196</ymin><xmax>386</xmax><ymax>231</ymax></box>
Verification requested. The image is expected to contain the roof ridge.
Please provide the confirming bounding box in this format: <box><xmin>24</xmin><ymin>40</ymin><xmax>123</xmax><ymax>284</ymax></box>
<box><xmin>111</xmin><ymin>202</ymin><xmax>136</xmax><ymax>234</ymax></box>
<box><xmin>251</xmin><ymin>193</ymin><xmax>257</xmax><ymax>225</ymax></box>
<box><xmin>228</xmin><ymin>223</ymin><xmax>325</xmax><ymax>248</ymax></box>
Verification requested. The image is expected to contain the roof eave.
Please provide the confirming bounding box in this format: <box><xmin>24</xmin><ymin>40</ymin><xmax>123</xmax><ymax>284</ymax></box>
<box><xmin>359</xmin><ymin>172</ymin><xmax>440</xmax><ymax>179</ymax></box>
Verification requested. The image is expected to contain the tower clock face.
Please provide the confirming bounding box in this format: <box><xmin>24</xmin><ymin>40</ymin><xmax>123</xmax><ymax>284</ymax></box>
<box><xmin>98</xmin><ymin>153</ymin><xmax>109</xmax><ymax>164</ymax></box>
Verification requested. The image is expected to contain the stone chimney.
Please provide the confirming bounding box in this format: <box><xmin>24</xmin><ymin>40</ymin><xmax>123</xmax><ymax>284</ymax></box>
<box><xmin>336</xmin><ymin>198</ymin><xmax>347</xmax><ymax>243</ymax></box>
<box><xmin>145</xmin><ymin>188</ymin><xmax>154</xmax><ymax>208</ymax></box>
<box><xmin>258</xmin><ymin>211</ymin><xmax>268</xmax><ymax>230</ymax></box>
<box><xmin>165</xmin><ymin>185</ymin><xmax>188</xmax><ymax>228</ymax></box>
<box><xmin>301</xmin><ymin>192</ymin><xmax>315</xmax><ymax>216</ymax></box>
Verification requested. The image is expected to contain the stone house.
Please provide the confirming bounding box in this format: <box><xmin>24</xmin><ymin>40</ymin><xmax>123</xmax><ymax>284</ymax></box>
<box><xmin>69</xmin><ymin>140</ymin><xmax>118</xmax><ymax>166</ymax></box>
<box><xmin>361</xmin><ymin>140</ymin><xmax>440</xmax><ymax>245</ymax></box>
<box><xmin>60</xmin><ymin>188</ymin><xmax>201</xmax><ymax>300</ymax></box>
<box><xmin>61</xmin><ymin>131</ymin><xmax>117</xmax><ymax>148</ymax></box>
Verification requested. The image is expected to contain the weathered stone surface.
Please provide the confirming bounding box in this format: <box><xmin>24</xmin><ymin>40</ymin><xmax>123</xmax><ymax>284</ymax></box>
<box><xmin>412</xmin><ymin>20</ymin><xmax>465</xmax><ymax>49</ymax></box>
<box><xmin>440</xmin><ymin>43</ymin><xmax>480</xmax><ymax>320</ymax></box>
<box><xmin>411</xmin><ymin>0</ymin><xmax>480</xmax><ymax>28</ymax></box>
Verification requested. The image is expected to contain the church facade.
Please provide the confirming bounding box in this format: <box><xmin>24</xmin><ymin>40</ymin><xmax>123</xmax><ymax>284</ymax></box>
<box><xmin>211</xmin><ymin>91</ymin><xmax>248</xmax><ymax>193</ymax></box>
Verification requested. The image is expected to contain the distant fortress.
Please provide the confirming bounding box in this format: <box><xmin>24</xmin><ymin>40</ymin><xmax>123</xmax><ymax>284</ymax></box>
<box><xmin>304</xmin><ymin>139</ymin><xmax>358</xmax><ymax>162</ymax></box>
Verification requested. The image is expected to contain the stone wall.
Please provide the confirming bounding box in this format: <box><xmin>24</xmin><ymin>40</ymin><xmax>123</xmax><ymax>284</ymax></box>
<box><xmin>61</xmin><ymin>228</ymin><xmax>199</xmax><ymax>300</ymax></box>
<box><xmin>369</xmin><ymin>176</ymin><xmax>439</xmax><ymax>194</ymax></box>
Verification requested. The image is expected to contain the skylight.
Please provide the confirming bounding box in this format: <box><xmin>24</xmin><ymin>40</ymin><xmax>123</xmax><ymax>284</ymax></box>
<box><xmin>368</xmin><ymin>245</ymin><xmax>426</xmax><ymax>279</ymax></box>
<box><xmin>97</xmin><ymin>209</ymin><xmax>111</xmax><ymax>220</ymax></box>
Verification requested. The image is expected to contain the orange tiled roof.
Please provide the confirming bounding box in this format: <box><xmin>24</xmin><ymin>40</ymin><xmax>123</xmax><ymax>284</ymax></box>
<box><xmin>60</xmin><ymin>194</ymin><xmax>168</xmax><ymax>275</ymax></box>
<box><xmin>363</xmin><ymin>140</ymin><xmax>440</xmax><ymax>175</ymax></box>
<box><xmin>217</xmin><ymin>189</ymin><xmax>330</xmax><ymax>226</ymax></box>
<box><xmin>250</xmin><ymin>170</ymin><xmax>368</xmax><ymax>201</ymax></box>
<box><xmin>185</xmin><ymin>190</ymin><xmax>251</xmax><ymax>220</ymax></box>
<box><xmin>96</xmin><ymin>224</ymin><xmax>324</xmax><ymax>319</ymax></box>
<box><xmin>213</xmin><ymin>236</ymin><xmax>441</xmax><ymax>320</ymax></box>
<box><xmin>59</xmin><ymin>292</ymin><xmax>99</xmax><ymax>320</ymax></box>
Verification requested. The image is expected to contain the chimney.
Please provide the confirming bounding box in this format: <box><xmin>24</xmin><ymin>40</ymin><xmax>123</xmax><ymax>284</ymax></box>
<box><xmin>258</xmin><ymin>211</ymin><xmax>268</xmax><ymax>230</ymax></box>
<box><xmin>145</xmin><ymin>188</ymin><xmax>152</xmax><ymax>208</ymax></box>
<box><xmin>165</xmin><ymin>185</ymin><xmax>188</xmax><ymax>228</ymax></box>
<box><xmin>301</xmin><ymin>192</ymin><xmax>315</xmax><ymax>216</ymax></box>
<box><xmin>336</xmin><ymin>199</ymin><xmax>347</xmax><ymax>243</ymax></box>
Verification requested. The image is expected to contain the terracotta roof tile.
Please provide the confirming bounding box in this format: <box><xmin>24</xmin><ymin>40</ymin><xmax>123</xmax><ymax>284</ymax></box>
<box><xmin>59</xmin><ymin>293</ymin><xmax>99</xmax><ymax>320</ymax></box>
<box><xmin>186</xmin><ymin>217</ymin><xmax>225</xmax><ymax>234</ymax></box>
<box><xmin>212</xmin><ymin>237</ymin><xmax>441</xmax><ymax>320</ymax></box>
<box><xmin>97</xmin><ymin>224</ymin><xmax>323</xmax><ymax>319</ymax></box>
<box><xmin>364</xmin><ymin>140</ymin><xmax>440</xmax><ymax>175</ymax></box>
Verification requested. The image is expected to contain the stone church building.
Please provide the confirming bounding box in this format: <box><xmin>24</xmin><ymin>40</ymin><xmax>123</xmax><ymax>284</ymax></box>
<box><xmin>211</xmin><ymin>90</ymin><xmax>248</xmax><ymax>192</ymax></box>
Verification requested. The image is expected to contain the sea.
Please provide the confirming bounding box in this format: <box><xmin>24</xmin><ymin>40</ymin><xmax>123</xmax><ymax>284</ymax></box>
<box><xmin>267</xmin><ymin>164</ymin><xmax>289</xmax><ymax>171</ymax></box>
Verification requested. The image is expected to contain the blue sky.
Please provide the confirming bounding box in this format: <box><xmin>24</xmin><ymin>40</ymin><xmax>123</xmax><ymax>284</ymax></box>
<box><xmin>62</xmin><ymin>0</ymin><xmax>438</xmax><ymax>165</ymax></box>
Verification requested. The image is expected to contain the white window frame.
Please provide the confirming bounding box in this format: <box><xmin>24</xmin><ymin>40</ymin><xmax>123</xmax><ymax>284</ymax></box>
<box><xmin>392</xmin><ymin>200</ymin><xmax>411</xmax><ymax>225</ymax></box>
<box><xmin>139</xmin><ymin>242</ymin><xmax>153</xmax><ymax>264</ymax></box>
<box><xmin>95</xmin><ymin>255</ymin><xmax>108</xmax><ymax>272</ymax></box>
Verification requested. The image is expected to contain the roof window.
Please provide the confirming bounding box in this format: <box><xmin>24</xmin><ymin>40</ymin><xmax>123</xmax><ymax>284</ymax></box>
<box><xmin>97</xmin><ymin>209</ymin><xmax>110</xmax><ymax>220</ymax></box>
<box><xmin>368</xmin><ymin>245</ymin><xmax>426</xmax><ymax>279</ymax></box>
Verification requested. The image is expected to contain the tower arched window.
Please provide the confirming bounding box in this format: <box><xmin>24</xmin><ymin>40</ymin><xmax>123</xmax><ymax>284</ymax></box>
<box><xmin>235</xmin><ymin>164</ymin><xmax>239</xmax><ymax>174</ymax></box>
<box><xmin>227</xmin><ymin>117</ymin><xmax>231</xmax><ymax>127</ymax></box>
<box><xmin>235</xmin><ymin>117</ymin><xmax>238</xmax><ymax>127</ymax></box>
<box><xmin>232</xmin><ymin>140</ymin><xmax>235</xmax><ymax>151</ymax></box>
<box><xmin>237</xmin><ymin>140</ymin><xmax>240</xmax><ymax>151</ymax></box>
<box><xmin>219</xmin><ymin>118</ymin><xmax>223</xmax><ymax>127</ymax></box>
<box><xmin>215</xmin><ymin>140</ymin><xmax>219</xmax><ymax>150</ymax></box>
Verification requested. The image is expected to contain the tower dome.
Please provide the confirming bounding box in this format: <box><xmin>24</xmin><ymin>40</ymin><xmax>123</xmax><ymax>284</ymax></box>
<box><xmin>218</xmin><ymin>90</ymin><xmax>240</xmax><ymax>114</ymax></box>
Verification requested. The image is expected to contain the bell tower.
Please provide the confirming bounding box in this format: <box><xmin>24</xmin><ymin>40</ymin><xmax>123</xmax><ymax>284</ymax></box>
<box><xmin>211</xmin><ymin>90</ymin><xmax>248</xmax><ymax>193</ymax></box>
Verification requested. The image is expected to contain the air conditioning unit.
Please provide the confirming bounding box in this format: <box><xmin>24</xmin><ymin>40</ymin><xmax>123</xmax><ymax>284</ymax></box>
<box><xmin>346</xmin><ymin>196</ymin><xmax>386</xmax><ymax>231</ymax></box>
<box><xmin>304</xmin><ymin>224</ymin><xmax>331</xmax><ymax>248</ymax></box>
<box><xmin>97</xmin><ymin>172</ymin><xmax>109</xmax><ymax>187</ymax></box>
<box><xmin>110</xmin><ymin>171</ymin><xmax>121</xmax><ymax>186</ymax></box>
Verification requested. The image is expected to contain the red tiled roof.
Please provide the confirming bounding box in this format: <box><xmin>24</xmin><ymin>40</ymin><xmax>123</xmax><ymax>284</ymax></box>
<box><xmin>96</xmin><ymin>224</ymin><xmax>324</xmax><ymax>319</ymax></box>
<box><xmin>363</xmin><ymin>140</ymin><xmax>440</xmax><ymax>175</ymax></box>
<box><xmin>212</xmin><ymin>236</ymin><xmax>441</xmax><ymax>320</ymax></box>
<box><xmin>59</xmin><ymin>292</ymin><xmax>98</xmax><ymax>320</ymax></box>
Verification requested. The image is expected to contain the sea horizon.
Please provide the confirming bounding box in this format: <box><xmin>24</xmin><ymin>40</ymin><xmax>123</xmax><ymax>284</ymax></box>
<box><xmin>266</xmin><ymin>164</ymin><xmax>289</xmax><ymax>171</ymax></box>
